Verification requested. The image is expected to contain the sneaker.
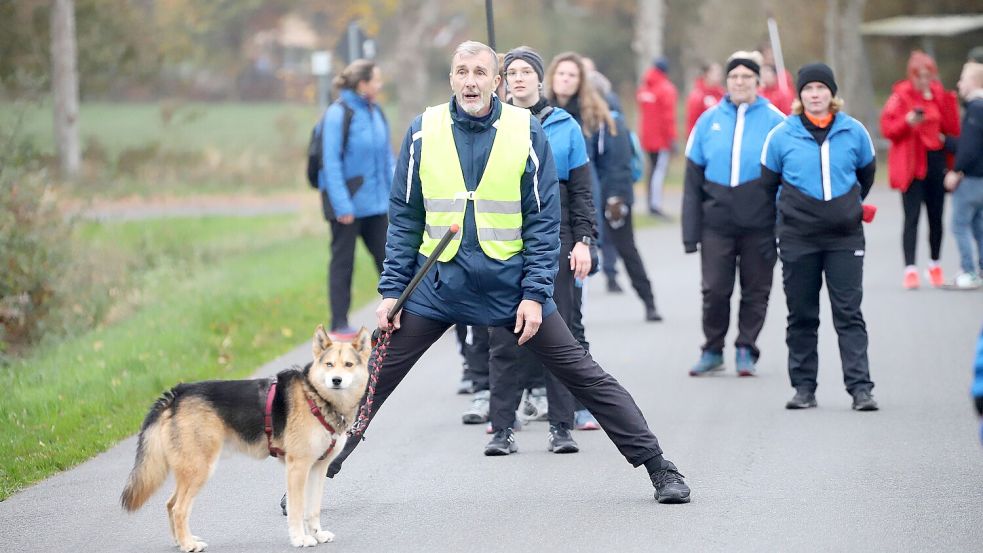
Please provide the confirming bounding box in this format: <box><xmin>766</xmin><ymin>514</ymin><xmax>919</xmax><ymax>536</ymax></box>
<box><xmin>573</xmin><ymin>409</ymin><xmax>601</xmax><ymax>431</ymax></box>
<box><xmin>689</xmin><ymin>350</ymin><xmax>724</xmax><ymax>376</ymax></box>
<box><xmin>485</xmin><ymin>419</ymin><xmax>522</xmax><ymax>434</ymax></box>
<box><xmin>650</xmin><ymin>461</ymin><xmax>691</xmax><ymax>504</ymax></box>
<box><xmin>329</xmin><ymin>325</ymin><xmax>358</xmax><ymax>341</ymax></box>
<box><xmin>926</xmin><ymin>265</ymin><xmax>944</xmax><ymax>288</ymax></box>
<box><xmin>484</xmin><ymin>428</ymin><xmax>518</xmax><ymax>456</ymax></box>
<box><xmin>547</xmin><ymin>424</ymin><xmax>580</xmax><ymax>453</ymax></box>
<box><xmin>462</xmin><ymin>390</ymin><xmax>490</xmax><ymax>424</ymax></box>
<box><xmin>519</xmin><ymin>387</ymin><xmax>549</xmax><ymax>422</ymax></box>
<box><xmin>457</xmin><ymin>378</ymin><xmax>476</xmax><ymax>395</ymax></box>
<box><xmin>280</xmin><ymin>492</ymin><xmax>287</xmax><ymax>516</ymax></box>
<box><xmin>735</xmin><ymin>347</ymin><xmax>756</xmax><ymax>377</ymax></box>
<box><xmin>953</xmin><ymin>272</ymin><xmax>982</xmax><ymax>289</ymax></box>
<box><xmin>645</xmin><ymin>306</ymin><xmax>663</xmax><ymax>322</ymax></box>
<box><xmin>785</xmin><ymin>389</ymin><xmax>817</xmax><ymax>409</ymax></box>
<box><xmin>903</xmin><ymin>267</ymin><xmax>920</xmax><ymax>290</ymax></box>
<box><xmin>607</xmin><ymin>278</ymin><xmax>624</xmax><ymax>293</ymax></box>
<box><xmin>851</xmin><ymin>390</ymin><xmax>879</xmax><ymax>411</ymax></box>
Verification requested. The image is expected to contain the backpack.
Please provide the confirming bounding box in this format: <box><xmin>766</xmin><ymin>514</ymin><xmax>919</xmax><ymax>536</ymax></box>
<box><xmin>306</xmin><ymin>100</ymin><xmax>354</xmax><ymax>190</ymax></box>
<box><xmin>609</xmin><ymin>110</ymin><xmax>645</xmax><ymax>183</ymax></box>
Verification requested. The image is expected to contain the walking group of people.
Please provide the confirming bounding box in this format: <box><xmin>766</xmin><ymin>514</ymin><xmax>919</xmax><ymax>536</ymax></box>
<box><xmin>307</xmin><ymin>37</ymin><xmax>983</xmax><ymax>506</ymax></box>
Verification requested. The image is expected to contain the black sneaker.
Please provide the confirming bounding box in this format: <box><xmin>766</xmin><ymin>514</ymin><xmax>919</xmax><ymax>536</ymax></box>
<box><xmin>607</xmin><ymin>278</ymin><xmax>624</xmax><ymax>293</ymax></box>
<box><xmin>645</xmin><ymin>306</ymin><xmax>663</xmax><ymax>322</ymax></box>
<box><xmin>484</xmin><ymin>428</ymin><xmax>518</xmax><ymax>456</ymax></box>
<box><xmin>851</xmin><ymin>390</ymin><xmax>879</xmax><ymax>411</ymax></box>
<box><xmin>786</xmin><ymin>390</ymin><xmax>818</xmax><ymax>409</ymax></box>
<box><xmin>547</xmin><ymin>424</ymin><xmax>579</xmax><ymax>454</ymax></box>
<box><xmin>280</xmin><ymin>492</ymin><xmax>287</xmax><ymax>516</ymax></box>
<box><xmin>650</xmin><ymin>461</ymin><xmax>691</xmax><ymax>504</ymax></box>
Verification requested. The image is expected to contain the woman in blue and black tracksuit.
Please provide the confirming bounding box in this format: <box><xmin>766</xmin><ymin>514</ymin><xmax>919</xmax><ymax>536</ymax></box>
<box><xmin>484</xmin><ymin>47</ymin><xmax>598</xmax><ymax>455</ymax></box>
<box><xmin>682</xmin><ymin>51</ymin><xmax>786</xmax><ymax>377</ymax></box>
<box><xmin>319</xmin><ymin>60</ymin><xmax>394</xmax><ymax>337</ymax></box>
<box><xmin>760</xmin><ymin>63</ymin><xmax>879</xmax><ymax>411</ymax></box>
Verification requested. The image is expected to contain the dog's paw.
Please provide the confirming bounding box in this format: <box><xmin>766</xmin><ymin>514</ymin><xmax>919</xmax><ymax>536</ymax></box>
<box><xmin>290</xmin><ymin>534</ymin><xmax>318</xmax><ymax>548</ymax></box>
<box><xmin>314</xmin><ymin>529</ymin><xmax>335</xmax><ymax>543</ymax></box>
<box><xmin>179</xmin><ymin>539</ymin><xmax>208</xmax><ymax>552</ymax></box>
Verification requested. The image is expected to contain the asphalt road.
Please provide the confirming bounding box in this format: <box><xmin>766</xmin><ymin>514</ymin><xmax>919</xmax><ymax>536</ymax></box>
<box><xmin>3</xmin><ymin>186</ymin><xmax>982</xmax><ymax>552</ymax></box>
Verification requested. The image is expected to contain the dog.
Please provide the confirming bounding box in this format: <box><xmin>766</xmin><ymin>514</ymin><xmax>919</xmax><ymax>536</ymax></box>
<box><xmin>121</xmin><ymin>324</ymin><xmax>371</xmax><ymax>551</ymax></box>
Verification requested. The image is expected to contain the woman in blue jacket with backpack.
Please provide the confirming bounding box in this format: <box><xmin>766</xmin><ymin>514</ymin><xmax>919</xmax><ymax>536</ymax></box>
<box><xmin>319</xmin><ymin>59</ymin><xmax>394</xmax><ymax>338</ymax></box>
<box><xmin>761</xmin><ymin>63</ymin><xmax>879</xmax><ymax>412</ymax></box>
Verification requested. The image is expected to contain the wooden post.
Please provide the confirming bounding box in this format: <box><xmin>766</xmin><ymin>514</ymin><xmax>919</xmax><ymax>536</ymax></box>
<box><xmin>51</xmin><ymin>0</ymin><xmax>80</xmax><ymax>180</ymax></box>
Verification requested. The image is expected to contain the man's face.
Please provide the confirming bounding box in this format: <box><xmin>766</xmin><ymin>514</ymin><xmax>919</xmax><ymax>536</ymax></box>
<box><xmin>726</xmin><ymin>65</ymin><xmax>758</xmax><ymax>104</ymax></box>
<box><xmin>450</xmin><ymin>50</ymin><xmax>500</xmax><ymax>117</ymax></box>
<box><xmin>957</xmin><ymin>65</ymin><xmax>980</xmax><ymax>100</ymax></box>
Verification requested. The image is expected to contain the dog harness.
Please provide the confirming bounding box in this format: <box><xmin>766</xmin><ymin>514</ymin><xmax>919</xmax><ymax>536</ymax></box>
<box><xmin>264</xmin><ymin>380</ymin><xmax>339</xmax><ymax>461</ymax></box>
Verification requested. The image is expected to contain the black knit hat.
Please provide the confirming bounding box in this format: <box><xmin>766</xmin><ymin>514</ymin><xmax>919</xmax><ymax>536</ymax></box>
<box><xmin>797</xmin><ymin>63</ymin><xmax>837</xmax><ymax>96</ymax></box>
<box><xmin>504</xmin><ymin>47</ymin><xmax>545</xmax><ymax>83</ymax></box>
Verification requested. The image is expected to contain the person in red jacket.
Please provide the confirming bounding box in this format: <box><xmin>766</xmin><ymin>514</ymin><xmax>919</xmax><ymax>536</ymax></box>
<box><xmin>759</xmin><ymin>63</ymin><xmax>794</xmax><ymax>115</ymax></box>
<box><xmin>880</xmin><ymin>50</ymin><xmax>961</xmax><ymax>289</ymax></box>
<box><xmin>685</xmin><ymin>61</ymin><xmax>724</xmax><ymax>134</ymax></box>
<box><xmin>637</xmin><ymin>57</ymin><xmax>678</xmax><ymax>217</ymax></box>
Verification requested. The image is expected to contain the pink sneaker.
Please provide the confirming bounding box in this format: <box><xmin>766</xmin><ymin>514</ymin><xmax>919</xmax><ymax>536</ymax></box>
<box><xmin>926</xmin><ymin>265</ymin><xmax>944</xmax><ymax>288</ymax></box>
<box><xmin>903</xmin><ymin>268</ymin><xmax>920</xmax><ymax>290</ymax></box>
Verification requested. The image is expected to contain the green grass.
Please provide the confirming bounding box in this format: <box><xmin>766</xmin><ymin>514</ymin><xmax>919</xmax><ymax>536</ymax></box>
<box><xmin>0</xmin><ymin>213</ymin><xmax>380</xmax><ymax>500</ymax></box>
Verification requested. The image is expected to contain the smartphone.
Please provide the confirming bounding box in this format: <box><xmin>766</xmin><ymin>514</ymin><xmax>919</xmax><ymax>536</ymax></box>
<box><xmin>913</xmin><ymin>107</ymin><xmax>924</xmax><ymax>116</ymax></box>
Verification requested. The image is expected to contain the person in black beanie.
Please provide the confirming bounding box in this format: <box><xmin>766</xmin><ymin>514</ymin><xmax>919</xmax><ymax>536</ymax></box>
<box><xmin>760</xmin><ymin>62</ymin><xmax>879</xmax><ymax>411</ymax></box>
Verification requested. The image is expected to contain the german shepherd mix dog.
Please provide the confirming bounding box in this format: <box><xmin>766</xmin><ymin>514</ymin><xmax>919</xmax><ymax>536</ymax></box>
<box><xmin>121</xmin><ymin>325</ymin><xmax>371</xmax><ymax>551</ymax></box>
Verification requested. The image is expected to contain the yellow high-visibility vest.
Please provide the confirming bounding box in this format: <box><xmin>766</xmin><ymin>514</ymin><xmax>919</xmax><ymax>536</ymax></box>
<box><xmin>418</xmin><ymin>102</ymin><xmax>531</xmax><ymax>261</ymax></box>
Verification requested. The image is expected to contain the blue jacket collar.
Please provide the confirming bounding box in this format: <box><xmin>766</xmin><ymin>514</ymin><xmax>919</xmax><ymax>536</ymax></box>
<box><xmin>721</xmin><ymin>95</ymin><xmax>769</xmax><ymax>113</ymax></box>
<box><xmin>542</xmin><ymin>106</ymin><xmax>572</xmax><ymax>128</ymax></box>
<box><xmin>449</xmin><ymin>95</ymin><xmax>502</xmax><ymax>132</ymax></box>
<box><xmin>340</xmin><ymin>89</ymin><xmax>371</xmax><ymax>109</ymax></box>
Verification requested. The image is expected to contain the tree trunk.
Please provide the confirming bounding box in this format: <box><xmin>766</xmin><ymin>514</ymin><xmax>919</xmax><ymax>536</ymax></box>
<box><xmin>51</xmin><ymin>0</ymin><xmax>80</xmax><ymax>180</ymax></box>
<box><xmin>634</xmin><ymin>0</ymin><xmax>666</xmax><ymax>82</ymax></box>
<box><xmin>390</xmin><ymin>0</ymin><xmax>439</xmax><ymax>131</ymax></box>
<box><xmin>826</xmin><ymin>0</ymin><xmax>877</xmax><ymax>135</ymax></box>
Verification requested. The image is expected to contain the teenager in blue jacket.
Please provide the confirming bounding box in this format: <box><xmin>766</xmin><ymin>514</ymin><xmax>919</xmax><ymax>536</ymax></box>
<box><xmin>323</xmin><ymin>41</ymin><xmax>691</xmax><ymax>504</ymax></box>
<box><xmin>484</xmin><ymin>47</ymin><xmax>597</xmax><ymax>456</ymax></box>
<box><xmin>682</xmin><ymin>51</ymin><xmax>786</xmax><ymax>377</ymax></box>
<box><xmin>760</xmin><ymin>63</ymin><xmax>879</xmax><ymax>411</ymax></box>
<box><xmin>319</xmin><ymin>60</ymin><xmax>395</xmax><ymax>337</ymax></box>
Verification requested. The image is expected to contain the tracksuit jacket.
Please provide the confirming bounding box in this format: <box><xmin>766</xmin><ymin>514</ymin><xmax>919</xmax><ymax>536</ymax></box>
<box><xmin>539</xmin><ymin>105</ymin><xmax>595</xmax><ymax>245</ymax></box>
<box><xmin>318</xmin><ymin>89</ymin><xmax>395</xmax><ymax>219</ymax></box>
<box><xmin>761</xmin><ymin>113</ymin><xmax>877</xmax><ymax>251</ymax></box>
<box><xmin>378</xmin><ymin>96</ymin><xmax>560</xmax><ymax>327</ymax></box>
<box><xmin>682</xmin><ymin>96</ymin><xmax>786</xmax><ymax>248</ymax></box>
<box><xmin>953</xmin><ymin>94</ymin><xmax>983</xmax><ymax>178</ymax></box>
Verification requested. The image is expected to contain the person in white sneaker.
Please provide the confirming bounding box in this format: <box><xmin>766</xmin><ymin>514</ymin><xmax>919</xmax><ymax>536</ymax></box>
<box><xmin>943</xmin><ymin>61</ymin><xmax>983</xmax><ymax>290</ymax></box>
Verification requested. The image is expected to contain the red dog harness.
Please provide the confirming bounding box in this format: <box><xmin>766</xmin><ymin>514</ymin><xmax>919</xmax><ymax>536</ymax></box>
<box><xmin>265</xmin><ymin>380</ymin><xmax>339</xmax><ymax>461</ymax></box>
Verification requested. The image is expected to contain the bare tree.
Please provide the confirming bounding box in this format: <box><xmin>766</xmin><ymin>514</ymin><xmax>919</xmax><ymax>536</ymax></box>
<box><xmin>389</xmin><ymin>0</ymin><xmax>440</xmax><ymax>128</ymax></box>
<box><xmin>634</xmin><ymin>0</ymin><xmax>666</xmax><ymax>81</ymax></box>
<box><xmin>51</xmin><ymin>0</ymin><xmax>80</xmax><ymax>179</ymax></box>
<box><xmin>825</xmin><ymin>0</ymin><xmax>876</xmax><ymax>134</ymax></box>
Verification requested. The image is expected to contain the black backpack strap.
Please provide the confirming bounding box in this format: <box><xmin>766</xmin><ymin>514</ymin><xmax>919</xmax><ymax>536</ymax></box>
<box><xmin>338</xmin><ymin>99</ymin><xmax>355</xmax><ymax>162</ymax></box>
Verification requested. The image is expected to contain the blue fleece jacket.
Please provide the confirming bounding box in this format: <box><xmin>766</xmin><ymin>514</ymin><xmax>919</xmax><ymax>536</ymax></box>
<box><xmin>318</xmin><ymin>89</ymin><xmax>395</xmax><ymax>219</ymax></box>
<box><xmin>378</xmin><ymin>97</ymin><xmax>560</xmax><ymax>327</ymax></box>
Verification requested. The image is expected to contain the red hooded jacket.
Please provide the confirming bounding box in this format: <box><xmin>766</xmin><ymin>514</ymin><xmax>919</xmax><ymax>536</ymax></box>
<box><xmin>637</xmin><ymin>67</ymin><xmax>678</xmax><ymax>152</ymax></box>
<box><xmin>759</xmin><ymin>83</ymin><xmax>794</xmax><ymax>115</ymax></box>
<box><xmin>880</xmin><ymin>55</ymin><xmax>960</xmax><ymax>192</ymax></box>
<box><xmin>685</xmin><ymin>77</ymin><xmax>724</xmax><ymax>134</ymax></box>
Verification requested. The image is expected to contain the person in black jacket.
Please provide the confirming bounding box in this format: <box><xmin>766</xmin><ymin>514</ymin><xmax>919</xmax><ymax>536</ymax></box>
<box><xmin>761</xmin><ymin>63</ymin><xmax>879</xmax><ymax>411</ymax></box>
<box><xmin>484</xmin><ymin>47</ymin><xmax>597</xmax><ymax>456</ymax></box>
<box><xmin>943</xmin><ymin>61</ymin><xmax>983</xmax><ymax>289</ymax></box>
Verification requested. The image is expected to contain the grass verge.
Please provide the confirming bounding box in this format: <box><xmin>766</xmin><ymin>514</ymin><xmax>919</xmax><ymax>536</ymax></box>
<box><xmin>0</xmin><ymin>214</ymin><xmax>379</xmax><ymax>500</ymax></box>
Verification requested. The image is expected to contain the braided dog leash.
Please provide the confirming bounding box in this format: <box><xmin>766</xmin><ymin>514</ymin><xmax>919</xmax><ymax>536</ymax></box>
<box><xmin>347</xmin><ymin>326</ymin><xmax>391</xmax><ymax>440</ymax></box>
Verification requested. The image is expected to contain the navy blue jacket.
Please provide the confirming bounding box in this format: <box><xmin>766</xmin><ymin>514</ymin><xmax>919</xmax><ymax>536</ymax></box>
<box><xmin>318</xmin><ymin>89</ymin><xmax>395</xmax><ymax>219</ymax></box>
<box><xmin>761</xmin><ymin>112</ymin><xmax>876</xmax><ymax>250</ymax></box>
<box><xmin>378</xmin><ymin>97</ymin><xmax>560</xmax><ymax>327</ymax></box>
<box><xmin>682</xmin><ymin>96</ymin><xmax>786</xmax><ymax>246</ymax></box>
<box><xmin>954</xmin><ymin>96</ymin><xmax>983</xmax><ymax>178</ymax></box>
<box><xmin>592</xmin><ymin>112</ymin><xmax>635</xmax><ymax>205</ymax></box>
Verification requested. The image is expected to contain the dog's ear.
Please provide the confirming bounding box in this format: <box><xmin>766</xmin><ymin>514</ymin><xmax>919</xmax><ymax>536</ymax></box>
<box><xmin>353</xmin><ymin>327</ymin><xmax>372</xmax><ymax>356</ymax></box>
<box><xmin>313</xmin><ymin>324</ymin><xmax>332</xmax><ymax>358</ymax></box>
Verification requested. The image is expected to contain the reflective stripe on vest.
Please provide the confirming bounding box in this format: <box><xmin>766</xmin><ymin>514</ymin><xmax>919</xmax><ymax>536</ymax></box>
<box><xmin>418</xmin><ymin>102</ymin><xmax>531</xmax><ymax>261</ymax></box>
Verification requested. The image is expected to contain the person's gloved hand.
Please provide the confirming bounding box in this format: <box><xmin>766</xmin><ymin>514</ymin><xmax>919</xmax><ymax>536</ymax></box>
<box><xmin>684</xmin><ymin>242</ymin><xmax>698</xmax><ymax>254</ymax></box>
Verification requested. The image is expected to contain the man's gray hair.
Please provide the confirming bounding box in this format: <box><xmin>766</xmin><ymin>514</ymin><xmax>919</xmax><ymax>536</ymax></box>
<box><xmin>452</xmin><ymin>40</ymin><xmax>499</xmax><ymax>75</ymax></box>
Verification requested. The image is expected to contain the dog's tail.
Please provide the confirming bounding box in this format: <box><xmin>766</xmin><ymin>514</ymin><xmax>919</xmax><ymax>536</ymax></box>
<box><xmin>120</xmin><ymin>389</ymin><xmax>176</xmax><ymax>511</ymax></box>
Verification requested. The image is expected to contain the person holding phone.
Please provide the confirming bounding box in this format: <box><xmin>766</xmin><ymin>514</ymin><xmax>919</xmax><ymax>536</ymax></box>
<box><xmin>880</xmin><ymin>51</ymin><xmax>961</xmax><ymax>290</ymax></box>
